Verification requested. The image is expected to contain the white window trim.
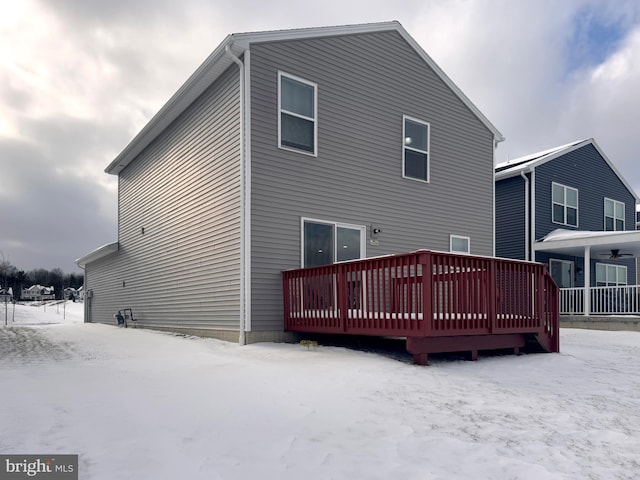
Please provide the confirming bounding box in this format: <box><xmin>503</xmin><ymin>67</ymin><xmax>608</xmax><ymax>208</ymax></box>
<box><xmin>450</xmin><ymin>235</ymin><xmax>470</xmax><ymax>254</ymax></box>
<box><xmin>604</xmin><ymin>197</ymin><xmax>625</xmax><ymax>231</ymax></box>
<box><xmin>300</xmin><ymin>217</ymin><xmax>366</xmax><ymax>268</ymax></box>
<box><xmin>402</xmin><ymin>115</ymin><xmax>430</xmax><ymax>183</ymax></box>
<box><xmin>596</xmin><ymin>263</ymin><xmax>627</xmax><ymax>286</ymax></box>
<box><xmin>278</xmin><ymin>71</ymin><xmax>318</xmax><ymax>157</ymax></box>
<box><xmin>552</xmin><ymin>182</ymin><xmax>579</xmax><ymax>227</ymax></box>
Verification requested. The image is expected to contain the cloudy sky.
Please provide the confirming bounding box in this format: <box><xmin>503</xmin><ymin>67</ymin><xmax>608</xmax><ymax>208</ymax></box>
<box><xmin>1</xmin><ymin>0</ymin><xmax>639</xmax><ymax>274</ymax></box>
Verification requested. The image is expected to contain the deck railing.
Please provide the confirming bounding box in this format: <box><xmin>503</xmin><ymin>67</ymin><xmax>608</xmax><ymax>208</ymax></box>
<box><xmin>283</xmin><ymin>250</ymin><xmax>559</xmax><ymax>347</ymax></box>
<box><xmin>560</xmin><ymin>285</ymin><xmax>640</xmax><ymax>315</ymax></box>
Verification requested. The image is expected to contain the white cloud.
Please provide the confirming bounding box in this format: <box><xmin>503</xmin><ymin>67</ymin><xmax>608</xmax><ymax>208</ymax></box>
<box><xmin>1</xmin><ymin>0</ymin><xmax>640</xmax><ymax>272</ymax></box>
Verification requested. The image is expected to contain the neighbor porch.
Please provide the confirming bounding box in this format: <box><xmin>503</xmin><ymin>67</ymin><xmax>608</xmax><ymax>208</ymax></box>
<box><xmin>282</xmin><ymin>250</ymin><xmax>559</xmax><ymax>364</ymax></box>
<box><xmin>535</xmin><ymin>229</ymin><xmax>640</xmax><ymax>320</ymax></box>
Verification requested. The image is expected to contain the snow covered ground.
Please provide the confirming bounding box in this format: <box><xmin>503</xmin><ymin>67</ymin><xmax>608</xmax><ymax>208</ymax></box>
<box><xmin>1</xmin><ymin>302</ymin><xmax>639</xmax><ymax>479</ymax></box>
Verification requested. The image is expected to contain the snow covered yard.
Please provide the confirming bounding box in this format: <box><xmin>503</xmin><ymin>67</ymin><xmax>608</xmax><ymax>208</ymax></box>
<box><xmin>1</xmin><ymin>303</ymin><xmax>639</xmax><ymax>479</ymax></box>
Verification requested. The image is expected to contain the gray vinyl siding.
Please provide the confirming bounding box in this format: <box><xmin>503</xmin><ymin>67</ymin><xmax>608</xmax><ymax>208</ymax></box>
<box><xmin>88</xmin><ymin>65</ymin><xmax>242</xmax><ymax>330</ymax></box>
<box><xmin>84</xmin><ymin>250</ymin><xmax>121</xmax><ymax>324</ymax></box>
<box><xmin>495</xmin><ymin>176</ymin><xmax>526</xmax><ymax>260</ymax></box>
<box><xmin>535</xmin><ymin>144</ymin><xmax>637</xmax><ymax>238</ymax></box>
<box><xmin>249</xmin><ymin>31</ymin><xmax>495</xmax><ymax>331</ymax></box>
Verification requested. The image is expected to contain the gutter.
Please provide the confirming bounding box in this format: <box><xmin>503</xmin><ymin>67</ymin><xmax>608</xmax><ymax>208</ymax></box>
<box><xmin>225</xmin><ymin>44</ymin><xmax>248</xmax><ymax>346</ymax></box>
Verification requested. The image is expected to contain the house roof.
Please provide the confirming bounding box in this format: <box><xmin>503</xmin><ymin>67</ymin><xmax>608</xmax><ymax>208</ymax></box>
<box><xmin>75</xmin><ymin>242</ymin><xmax>119</xmax><ymax>268</ymax></box>
<box><xmin>534</xmin><ymin>228</ymin><xmax>640</xmax><ymax>259</ymax></box>
<box><xmin>105</xmin><ymin>21</ymin><xmax>504</xmax><ymax>176</ymax></box>
<box><xmin>495</xmin><ymin>138</ymin><xmax>640</xmax><ymax>203</ymax></box>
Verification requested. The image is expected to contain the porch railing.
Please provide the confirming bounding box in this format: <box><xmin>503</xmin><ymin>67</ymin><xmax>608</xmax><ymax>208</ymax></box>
<box><xmin>560</xmin><ymin>285</ymin><xmax>640</xmax><ymax>315</ymax></box>
<box><xmin>283</xmin><ymin>250</ymin><xmax>559</xmax><ymax>349</ymax></box>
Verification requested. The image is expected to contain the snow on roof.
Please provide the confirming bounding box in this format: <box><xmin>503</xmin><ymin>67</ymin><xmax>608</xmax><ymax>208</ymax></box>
<box><xmin>541</xmin><ymin>228</ymin><xmax>638</xmax><ymax>242</ymax></box>
<box><xmin>495</xmin><ymin>139</ymin><xmax>587</xmax><ymax>175</ymax></box>
<box><xmin>495</xmin><ymin>139</ymin><xmax>640</xmax><ymax>203</ymax></box>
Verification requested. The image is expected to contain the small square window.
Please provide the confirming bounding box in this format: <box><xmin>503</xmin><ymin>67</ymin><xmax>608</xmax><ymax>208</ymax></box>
<box><xmin>450</xmin><ymin>235</ymin><xmax>470</xmax><ymax>254</ymax></box>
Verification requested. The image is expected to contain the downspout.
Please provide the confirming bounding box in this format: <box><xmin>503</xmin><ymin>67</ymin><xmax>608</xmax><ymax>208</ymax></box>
<box><xmin>520</xmin><ymin>171</ymin><xmax>530</xmax><ymax>261</ymax></box>
<box><xmin>225</xmin><ymin>44</ymin><xmax>247</xmax><ymax>346</ymax></box>
<box><xmin>530</xmin><ymin>169</ymin><xmax>536</xmax><ymax>263</ymax></box>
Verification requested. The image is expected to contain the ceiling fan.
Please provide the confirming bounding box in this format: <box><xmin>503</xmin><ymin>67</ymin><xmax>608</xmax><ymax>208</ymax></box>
<box><xmin>604</xmin><ymin>249</ymin><xmax>634</xmax><ymax>260</ymax></box>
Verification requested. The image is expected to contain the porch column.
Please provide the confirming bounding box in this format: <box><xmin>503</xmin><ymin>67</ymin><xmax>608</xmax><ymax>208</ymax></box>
<box><xmin>584</xmin><ymin>246</ymin><xmax>591</xmax><ymax>316</ymax></box>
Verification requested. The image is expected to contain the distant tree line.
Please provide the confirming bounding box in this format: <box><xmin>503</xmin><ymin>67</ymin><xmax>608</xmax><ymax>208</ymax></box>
<box><xmin>0</xmin><ymin>260</ymin><xmax>83</xmax><ymax>301</ymax></box>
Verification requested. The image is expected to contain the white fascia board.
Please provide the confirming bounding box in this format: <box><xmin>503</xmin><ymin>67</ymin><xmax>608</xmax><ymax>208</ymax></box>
<box><xmin>75</xmin><ymin>242</ymin><xmax>119</xmax><ymax>268</ymax></box>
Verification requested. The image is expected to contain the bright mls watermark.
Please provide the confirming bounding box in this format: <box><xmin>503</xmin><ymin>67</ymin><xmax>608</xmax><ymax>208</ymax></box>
<box><xmin>0</xmin><ymin>455</ymin><xmax>77</xmax><ymax>480</ymax></box>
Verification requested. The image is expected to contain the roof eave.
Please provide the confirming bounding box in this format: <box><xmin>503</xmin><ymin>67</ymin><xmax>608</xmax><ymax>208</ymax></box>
<box><xmin>75</xmin><ymin>242</ymin><xmax>119</xmax><ymax>268</ymax></box>
<box><xmin>105</xmin><ymin>35</ymin><xmax>237</xmax><ymax>175</ymax></box>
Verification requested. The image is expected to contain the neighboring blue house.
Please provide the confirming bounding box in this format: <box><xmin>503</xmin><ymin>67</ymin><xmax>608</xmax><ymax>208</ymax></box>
<box><xmin>495</xmin><ymin>138</ymin><xmax>640</xmax><ymax>316</ymax></box>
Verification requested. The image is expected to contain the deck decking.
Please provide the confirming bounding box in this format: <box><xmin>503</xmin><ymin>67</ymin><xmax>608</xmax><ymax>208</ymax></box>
<box><xmin>283</xmin><ymin>250</ymin><xmax>559</xmax><ymax>364</ymax></box>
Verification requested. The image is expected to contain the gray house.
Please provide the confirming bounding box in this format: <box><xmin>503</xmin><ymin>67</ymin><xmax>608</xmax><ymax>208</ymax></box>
<box><xmin>77</xmin><ymin>21</ymin><xmax>503</xmax><ymax>343</ymax></box>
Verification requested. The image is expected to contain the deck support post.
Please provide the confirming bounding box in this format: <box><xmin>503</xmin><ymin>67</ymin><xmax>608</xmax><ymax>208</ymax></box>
<box><xmin>413</xmin><ymin>353</ymin><xmax>429</xmax><ymax>366</ymax></box>
<box><xmin>407</xmin><ymin>334</ymin><xmax>526</xmax><ymax>365</ymax></box>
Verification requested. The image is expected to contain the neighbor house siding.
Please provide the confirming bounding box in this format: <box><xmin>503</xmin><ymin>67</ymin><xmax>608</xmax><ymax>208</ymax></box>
<box><xmin>533</xmin><ymin>143</ymin><xmax>637</xmax><ymax>283</ymax></box>
<box><xmin>534</xmin><ymin>144</ymin><xmax>637</xmax><ymax>239</ymax></box>
<box><xmin>248</xmin><ymin>31</ymin><xmax>495</xmax><ymax>331</ymax></box>
<box><xmin>89</xmin><ymin>65</ymin><xmax>242</xmax><ymax>330</ymax></box>
<box><xmin>495</xmin><ymin>175</ymin><xmax>526</xmax><ymax>260</ymax></box>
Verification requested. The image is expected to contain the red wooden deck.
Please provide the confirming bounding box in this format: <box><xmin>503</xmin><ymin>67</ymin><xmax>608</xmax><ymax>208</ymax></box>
<box><xmin>282</xmin><ymin>250</ymin><xmax>559</xmax><ymax>364</ymax></box>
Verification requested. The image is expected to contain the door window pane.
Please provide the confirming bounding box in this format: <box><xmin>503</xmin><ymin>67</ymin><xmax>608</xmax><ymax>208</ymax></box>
<box><xmin>304</xmin><ymin>222</ymin><xmax>333</xmax><ymax>267</ymax></box>
<box><xmin>303</xmin><ymin>220</ymin><xmax>364</xmax><ymax>267</ymax></box>
<box><xmin>336</xmin><ymin>227</ymin><xmax>361</xmax><ymax>262</ymax></box>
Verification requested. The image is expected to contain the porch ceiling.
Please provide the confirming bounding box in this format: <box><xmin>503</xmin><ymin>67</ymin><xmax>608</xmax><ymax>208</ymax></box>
<box><xmin>533</xmin><ymin>229</ymin><xmax>640</xmax><ymax>259</ymax></box>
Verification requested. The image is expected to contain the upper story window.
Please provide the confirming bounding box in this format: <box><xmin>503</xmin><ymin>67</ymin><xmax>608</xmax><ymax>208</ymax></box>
<box><xmin>403</xmin><ymin>116</ymin><xmax>430</xmax><ymax>182</ymax></box>
<box><xmin>604</xmin><ymin>198</ymin><xmax>625</xmax><ymax>231</ymax></box>
<box><xmin>450</xmin><ymin>235</ymin><xmax>470</xmax><ymax>254</ymax></box>
<box><xmin>596</xmin><ymin>263</ymin><xmax>627</xmax><ymax>286</ymax></box>
<box><xmin>552</xmin><ymin>182</ymin><xmax>578</xmax><ymax>227</ymax></box>
<box><xmin>278</xmin><ymin>72</ymin><xmax>317</xmax><ymax>156</ymax></box>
